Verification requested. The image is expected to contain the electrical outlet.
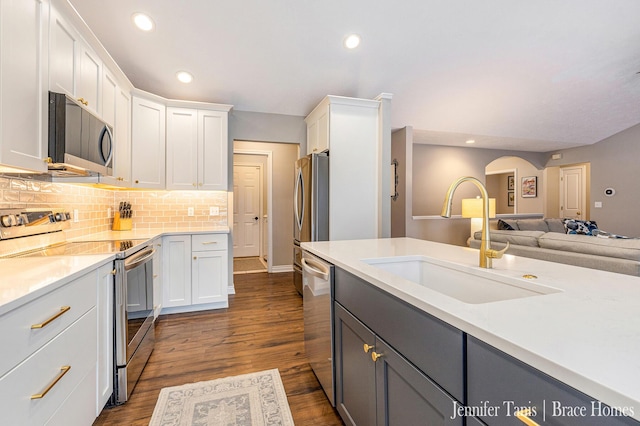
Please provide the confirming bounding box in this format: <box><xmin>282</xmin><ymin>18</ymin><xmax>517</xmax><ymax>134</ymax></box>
<box><xmin>107</xmin><ymin>207</ymin><xmax>112</xmax><ymax>218</ymax></box>
<box><xmin>187</xmin><ymin>207</ymin><xmax>195</xmax><ymax>217</ymax></box>
<box><xmin>209</xmin><ymin>206</ymin><xmax>220</xmax><ymax>216</ymax></box>
<box><xmin>73</xmin><ymin>209</ymin><xmax>79</xmax><ymax>223</ymax></box>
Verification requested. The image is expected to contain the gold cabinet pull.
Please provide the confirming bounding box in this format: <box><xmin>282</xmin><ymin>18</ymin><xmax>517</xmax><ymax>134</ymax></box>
<box><xmin>110</xmin><ymin>269</ymin><xmax>117</xmax><ymax>275</ymax></box>
<box><xmin>31</xmin><ymin>306</ymin><xmax>70</xmax><ymax>329</ymax></box>
<box><xmin>515</xmin><ymin>408</ymin><xmax>540</xmax><ymax>426</ymax></box>
<box><xmin>363</xmin><ymin>343</ymin><xmax>374</xmax><ymax>353</ymax></box>
<box><xmin>31</xmin><ymin>366</ymin><xmax>71</xmax><ymax>399</ymax></box>
<box><xmin>201</xmin><ymin>241</ymin><xmax>218</xmax><ymax>245</ymax></box>
<box><xmin>193</xmin><ymin>256</ymin><xmax>197</xmax><ymax>260</ymax></box>
<box><xmin>371</xmin><ymin>351</ymin><xmax>383</xmax><ymax>362</ymax></box>
<box><xmin>77</xmin><ymin>97</ymin><xmax>88</xmax><ymax>106</ymax></box>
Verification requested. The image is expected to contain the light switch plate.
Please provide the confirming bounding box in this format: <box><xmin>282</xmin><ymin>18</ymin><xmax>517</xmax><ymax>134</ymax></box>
<box><xmin>73</xmin><ymin>209</ymin><xmax>79</xmax><ymax>223</ymax></box>
<box><xmin>209</xmin><ymin>206</ymin><xmax>220</xmax><ymax>216</ymax></box>
<box><xmin>594</xmin><ymin>201</ymin><xmax>602</xmax><ymax>208</ymax></box>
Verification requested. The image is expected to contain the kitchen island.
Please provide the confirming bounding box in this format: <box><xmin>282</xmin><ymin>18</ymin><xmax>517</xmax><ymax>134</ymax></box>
<box><xmin>302</xmin><ymin>237</ymin><xmax>640</xmax><ymax>425</ymax></box>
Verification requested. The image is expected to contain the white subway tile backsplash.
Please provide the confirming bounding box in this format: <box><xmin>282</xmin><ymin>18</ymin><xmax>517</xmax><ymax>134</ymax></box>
<box><xmin>0</xmin><ymin>175</ymin><xmax>228</xmax><ymax>239</ymax></box>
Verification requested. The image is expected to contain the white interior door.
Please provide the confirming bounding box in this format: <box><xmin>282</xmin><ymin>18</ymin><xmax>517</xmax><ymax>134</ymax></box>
<box><xmin>233</xmin><ymin>164</ymin><xmax>261</xmax><ymax>257</ymax></box>
<box><xmin>560</xmin><ymin>165</ymin><xmax>586</xmax><ymax>219</ymax></box>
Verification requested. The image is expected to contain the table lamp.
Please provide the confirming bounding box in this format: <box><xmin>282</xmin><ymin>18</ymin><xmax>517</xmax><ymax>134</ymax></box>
<box><xmin>462</xmin><ymin>196</ymin><xmax>496</xmax><ymax>244</ymax></box>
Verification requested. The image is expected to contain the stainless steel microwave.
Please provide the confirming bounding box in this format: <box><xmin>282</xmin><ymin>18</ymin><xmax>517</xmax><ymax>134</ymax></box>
<box><xmin>48</xmin><ymin>91</ymin><xmax>113</xmax><ymax>176</ymax></box>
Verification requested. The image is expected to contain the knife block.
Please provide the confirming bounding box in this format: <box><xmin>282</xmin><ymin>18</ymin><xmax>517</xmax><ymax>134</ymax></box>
<box><xmin>112</xmin><ymin>212</ymin><xmax>132</xmax><ymax>231</ymax></box>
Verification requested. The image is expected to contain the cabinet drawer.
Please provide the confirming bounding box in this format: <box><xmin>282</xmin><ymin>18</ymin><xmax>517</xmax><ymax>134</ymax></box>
<box><xmin>467</xmin><ymin>336</ymin><xmax>639</xmax><ymax>426</ymax></box>
<box><xmin>0</xmin><ymin>308</ymin><xmax>98</xmax><ymax>425</ymax></box>
<box><xmin>192</xmin><ymin>233</ymin><xmax>227</xmax><ymax>251</ymax></box>
<box><xmin>0</xmin><ymin>271</ymin><xmax>98</xmax><ymax>376</ymax></box>
<box><xmin>334</xmin><ymin>267</ymin><xmax>464</xmax><ymax>402</ymax></box>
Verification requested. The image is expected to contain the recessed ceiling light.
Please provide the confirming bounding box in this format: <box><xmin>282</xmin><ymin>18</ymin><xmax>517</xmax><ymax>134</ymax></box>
<box><xmin>132</xmin><ymin>13</ymin><xmax>154</xmax><ymax>31</ymax></box>
<box><xmin>344</xmin><ymin>34</ymin><xmax>361</xmax><ymax>49</ymax></box>
<box><xmin>176</xmin><ymin>71</ymin><xmax>193</xmax><ymax>84</ymax></box>
<box><xmin>465</xmin><ymin>139</ymin><xmax>476</xmax><ymax>144</ymax></box>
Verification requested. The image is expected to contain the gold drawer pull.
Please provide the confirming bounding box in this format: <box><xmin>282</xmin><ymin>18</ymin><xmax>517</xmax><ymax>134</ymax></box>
<box><xmin>515</xmin><ymin>408</ymin><xmax>539</xmax><ymax>426</ymax></box>
<box><xmin>200</xmin><ymin>241</ymin><xmax>218</xmax><ymax>245</ymax></box>
<box><xmin>31</xmin><ymin>366</ymin><xmax>71</xmax><ymax>399</ymax></box>
<box><xmin>31</xmin><ymin>306</ymin><xmax>70</xmax><ymax>329</ymax></box>
<box><xmin>371</xmin><ymin>351</ymin><xmax>383</xmax><ymax>362</ymax></box>
<box><xmin>363</xmin><ymin>343</ymin><xmax>374</xmax><ymax>353</ymax></box>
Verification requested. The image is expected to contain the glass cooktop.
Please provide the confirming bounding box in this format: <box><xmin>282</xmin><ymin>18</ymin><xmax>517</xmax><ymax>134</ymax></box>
<box><xmin>14</xmin><ymin>239</ymin><xmax>150</xmax><ymax>258</ymax></box>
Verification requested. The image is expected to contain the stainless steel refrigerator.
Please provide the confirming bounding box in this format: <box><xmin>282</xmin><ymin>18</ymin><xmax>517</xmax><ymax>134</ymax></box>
<box><xmin>293</xmin><ymin>153</ymin><xmax>329</xmax><ymax>295</ymax></box>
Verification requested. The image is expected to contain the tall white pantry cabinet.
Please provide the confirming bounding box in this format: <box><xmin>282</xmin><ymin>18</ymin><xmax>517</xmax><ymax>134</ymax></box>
<box><xmin>304</xmin><ymin>94</ymin><xmax>393</xmax><ymax>241</ymax></box>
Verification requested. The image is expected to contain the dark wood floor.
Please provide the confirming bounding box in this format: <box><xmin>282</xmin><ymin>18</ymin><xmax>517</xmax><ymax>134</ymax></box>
<box><xmin>94</xmin><ymin>272</ymin><xmax>343</xmax><ymax>426</ymax></box>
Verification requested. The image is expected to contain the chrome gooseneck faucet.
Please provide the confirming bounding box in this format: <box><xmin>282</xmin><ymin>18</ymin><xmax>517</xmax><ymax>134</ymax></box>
<box><xmin>441</xmin><ymin>176</ymin><xmax>509</xmax><ymax>268</ymax></box>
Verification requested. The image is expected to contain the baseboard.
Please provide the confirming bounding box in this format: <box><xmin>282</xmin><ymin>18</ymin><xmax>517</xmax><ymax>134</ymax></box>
<box><xmin>228</xmin><ymin>285</ymin><xmax>236</xmax><ymax>295</ymax></box>
<box><xmin>161</xmin><ymin>301</ymin><xmax>229</xmax><ymax>315</ymax></box>
<box><xmin>270</xmin><ymin>265</ymin><xmax>294</xmax><ymax>273</ymax></box>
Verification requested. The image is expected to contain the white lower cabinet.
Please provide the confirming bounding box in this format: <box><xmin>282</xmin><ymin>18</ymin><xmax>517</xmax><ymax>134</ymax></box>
<box><xmin>152</xmin><ymin>237</ymin><xmax>163</xmax><ymax>319</ymax></box>
<box><xmin>0</xmin><ymin>269</ymin><xmax>99</xmax><ymax>425</ymax></box>
<box><xmin>192</xmin><ymin>234</ymin><xmax>228</xmax><ymax>306</ymax></box>
<box><xmin>96</xmin><ymin>263</ymin><xmax>114</xmax><ymax>414</ymax></box>
<box><xmin>162</xmin><ymin>233</ymin><xmax>229</xmax><ymax>314</ymax></box>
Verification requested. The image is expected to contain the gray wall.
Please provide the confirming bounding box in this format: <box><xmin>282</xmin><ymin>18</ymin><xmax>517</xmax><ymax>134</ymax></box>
<box><xmin>544</xmin><ymin>122</ymin><xmax>640</xmax><ymax>235</ymax></box>
<box><xmin>403</xmin><ymin>143</ymin><xmax>546</xmax><ymax>246</ymax></box>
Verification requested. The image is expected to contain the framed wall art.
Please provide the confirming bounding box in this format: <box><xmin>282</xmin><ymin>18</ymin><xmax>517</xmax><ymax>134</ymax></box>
<box><xmin>521</xmin><ymin>176</ymin><xmax>537</xmax><ymax>198</ymax></box>
<box><xmin>507</xmin><ymin>175</ymin><xmax>514</xmax><ymax>191</ymax></box>
<box><xmin>508</xmin><ymin>191</ymin><xmax>514</xmax><ymax>206</ymax></box>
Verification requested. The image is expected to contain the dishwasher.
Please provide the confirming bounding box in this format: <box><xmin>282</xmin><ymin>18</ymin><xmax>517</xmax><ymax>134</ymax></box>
<box><xmin>302</xmin><ymin>250</ymin><xmax>335</xmax><ymax>406</ymax></box>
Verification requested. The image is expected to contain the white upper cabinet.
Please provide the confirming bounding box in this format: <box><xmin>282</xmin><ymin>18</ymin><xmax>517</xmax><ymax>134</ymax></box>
<box><xmin>0</xmin><ymin>0</ymin><xmax>49</xmax><ymax>172</ymax></box>
<box><xmin>49</xmin><ymin>3</ymin><xmax>101</xmax><ymax>114</ymax></box>
<box><xmin>131</xmin><ymin>94</ymin><xmax>166</xmax><ymax>189</ymax></box>
<box><xmin>77</xmin><ymin>44</ymin><xmax>101</xmax><ymax>113</ymax></box>
<box><xmin>166</xmin><ymin>106</ymin><xmax>230</xmax><ymax>191</ymax></box>
<box><xmin>305</xmin><ymin>102</ymin><xmax>329</xmax><ymax>155</ymax></box>
<box><xmin>166</xmin><ymin>107</ymin><xmax>198</xmax><ymax>190</ymax></box>
<box><xmin>199</xmin><ymin>110</ymin><xmax>229</xmax><ymax>190</ymax></box>
<box><xmin>49</xmin><ymin>5</ymin><xmax>77</xmax><ymax>97</ymax></box>
<box><xmin>113</xmin><ymin>88</ymin><xmax>132</xmax><ymax>185</ymax></box>
<box><xmin>101</xmin><ymin>69</ymin><xmax>117</xmax><ymax>127</ymax></box>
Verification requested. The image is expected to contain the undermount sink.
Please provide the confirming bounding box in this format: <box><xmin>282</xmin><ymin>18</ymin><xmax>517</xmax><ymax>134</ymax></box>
<box><xmin>361</xmin><ymin>255</ymin><xmax>561</xmax><ymax>304</ymax></box>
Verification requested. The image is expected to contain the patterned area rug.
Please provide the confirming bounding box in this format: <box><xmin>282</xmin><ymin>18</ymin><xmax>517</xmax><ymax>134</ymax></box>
<box><xmin>149</xmin><ymin>369</ymin><xmax>294</xmax><ymax>426</ymax></box>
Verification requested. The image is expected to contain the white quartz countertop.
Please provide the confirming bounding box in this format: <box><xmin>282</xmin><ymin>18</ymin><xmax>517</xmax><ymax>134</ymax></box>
<box><xmin>0</xmin><ymin>255</ymin><xmax>114</xmax><ymax>315</ymax></box>
<box><xmin>302</xmin><ymin>237</ymin><xmax>640</xmax><ymax>420</ymax></box>
<box><xmin>0</xmin><ymin>226</ymin><xmax>229</xmax><ymax>316</ymax></box>
<box><xmin>69</xmin><ymin>226</ymin><xmax>230</xmax><ymax>241</ymax></box>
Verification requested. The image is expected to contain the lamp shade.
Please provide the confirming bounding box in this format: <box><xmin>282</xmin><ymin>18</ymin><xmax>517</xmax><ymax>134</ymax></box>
<box><xmin>461</xmin><ymin>197</ymin><xmax>496</xmax><ymax>218</ymax></box>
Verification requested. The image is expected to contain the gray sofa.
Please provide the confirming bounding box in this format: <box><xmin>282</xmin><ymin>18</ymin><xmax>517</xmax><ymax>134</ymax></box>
<box><xmin>470</xmin><ymin>218</ymin><xmax>640</xmax><ymax>276</ymax></box>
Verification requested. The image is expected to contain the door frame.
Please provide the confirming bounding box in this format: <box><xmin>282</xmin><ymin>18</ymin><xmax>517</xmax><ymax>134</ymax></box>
<box><xmin>559</xmin><ymin>163</ymin><xmax>588</xmax><ymax>220</ymax></box>
<box><xmin>233</xmin><ymin>149</ymin><xmax>273</xmax><ymax>272</ymax></box>
<box><xmin>233</xmin><ymin>162</ymin><xmax>264</xmax><ymax>259</ymax></box>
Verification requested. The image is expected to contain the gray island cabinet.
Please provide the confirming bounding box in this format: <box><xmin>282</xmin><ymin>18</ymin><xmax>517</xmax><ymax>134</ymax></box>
<box><xmin>332</xmin><ymin>266</ymin><xmax>639</xmax><ymax>426</ymax></box>
<box><xmin>334</xmin><ymin>267</ymin><xmax>464</xmax><ymax>425</ymax></box>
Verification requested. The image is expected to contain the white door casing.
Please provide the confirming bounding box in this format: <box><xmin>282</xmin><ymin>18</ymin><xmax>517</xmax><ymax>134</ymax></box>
<box><xmin>233</xmin><ymin>164</ymin><xmax>262</xmax><ymax>257</ymax></box>
<box><xmin>560</xmin><ymin>165</ymin><xmax>586</xmax><ymax>219</ymax></box>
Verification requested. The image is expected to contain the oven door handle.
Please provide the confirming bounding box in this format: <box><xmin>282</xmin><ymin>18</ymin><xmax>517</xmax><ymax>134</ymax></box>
<box><xmin>124</xmin><ymin>248</ymin><xmax>155</xmax><ymax>270</ymax></box>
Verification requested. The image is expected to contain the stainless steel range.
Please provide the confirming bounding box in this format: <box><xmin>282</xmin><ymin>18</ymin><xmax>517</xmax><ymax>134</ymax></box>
<box><xmin>0</xmin><ymin>208</ymin><xmax>155</xmax><ymax>405</ymax></box>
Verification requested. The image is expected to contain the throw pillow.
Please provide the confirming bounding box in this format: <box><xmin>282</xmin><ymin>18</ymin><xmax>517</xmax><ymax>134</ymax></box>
<box><xmin>497</xmin><ymin>219</ymin><xmax>518</xmax><ymax>230</ymax></box>
<box><xmin>563</xmin><ymin>219</ymin><xmax>598</xmax><ymax>235</ymax></box>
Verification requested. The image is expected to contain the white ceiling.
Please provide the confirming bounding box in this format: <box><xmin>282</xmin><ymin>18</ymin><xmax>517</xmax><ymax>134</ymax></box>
<box><xmin>69</xmin><ymin>0</ymin><xmax>640</xmax><ymax>152</ymax></box>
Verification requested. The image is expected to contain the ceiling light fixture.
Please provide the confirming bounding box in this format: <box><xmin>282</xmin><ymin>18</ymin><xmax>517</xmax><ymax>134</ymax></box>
<box><xmin>132</xmin><ymin>13</ymin><xmax>154</xmax><ymax>31</ymax></box>
<box><xmin>466</xmin><ymin>139</ymin><xmax>475</xmax><ymax>144</ymax></box>
<box><xmin>344</xmin><ymin>34</ymin><xmax>361</xmax><ymax>49</ymax></box>
<box><xmin>176</xmin><ymin>71</ymin><xmax>193</xmax><ymax>83</ymax></box>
